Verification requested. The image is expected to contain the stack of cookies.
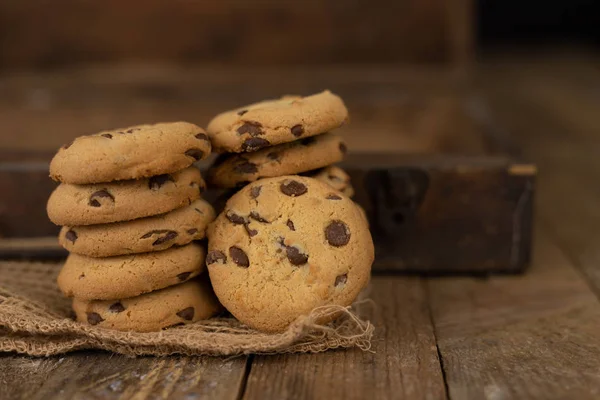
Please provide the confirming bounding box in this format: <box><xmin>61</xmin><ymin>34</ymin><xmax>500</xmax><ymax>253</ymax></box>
<box><xmin>46</xmin><ymin>122</ymin><xmax>221</xmax><ymax>332</ymax></box>
<box><xmin>206</xmin><ymin>90</ymin><xmax>354</xmax><ymax>195</ymax></box>
<box><xmin>204</xmin><ymin>91</ymin><xmax>374</xmax><ymax>332</ymax></box>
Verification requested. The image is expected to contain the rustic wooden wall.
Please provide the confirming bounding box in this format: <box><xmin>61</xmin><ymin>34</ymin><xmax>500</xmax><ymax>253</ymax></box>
<box><xmin>0</xmin><ymin>0</ymin><xmax>472</xmax><ymax>69</ymax></box>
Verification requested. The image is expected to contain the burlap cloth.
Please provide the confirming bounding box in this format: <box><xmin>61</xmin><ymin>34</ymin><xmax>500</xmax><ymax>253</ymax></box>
<box><xmin>0</xmin><ymin>261</ymin><xmax>374</xmax><ymax>357</ymax></box>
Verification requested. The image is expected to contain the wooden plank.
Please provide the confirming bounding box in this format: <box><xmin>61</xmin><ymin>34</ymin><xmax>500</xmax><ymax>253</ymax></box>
<box><xmin>427</xmin><ymin>229</ymin><xmax>600</xmax><ymax>399</ymax></box>
<box><xmin>0</xmin><ymin>0</ymin><xmax>460</xmax><ymax>69</ymax></box>
<box><xmin>0</xmin><ymin>351</ymin><xmax>249</xmax><ymax>400</ymax></box>
<box><xmin>243</xmin><ymin>276</ymin><xmax>446</xmax><ymax>400</ymax></box>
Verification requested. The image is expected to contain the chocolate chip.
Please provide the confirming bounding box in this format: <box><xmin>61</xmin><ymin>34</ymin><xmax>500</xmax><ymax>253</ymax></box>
<box><xmin>187</xmin><ymin>228</ymin><xmax>198</xmax><ymax>235</ymax></box>
<box><xmin>237</xmin><ymin>121</ymin><xmax>263</xmax><ymax>136</ymax></box>
<box><xmin>286</xmin><ymin>219</ymin><xmax>295</xmax><ymax>231</ymax></box>
<box><xmin>185</xmin><ymin>148</ymin><xmax>204</xmax><ymax>161</ymax></box>
<box><xmin>87</xmin><ymin>312</ymin><xmax>104</xmax><ymax>325</ymax></box>
<box><xmin>267</xmin><ymin>151</ymin><xmax>280</xmax><ymax>161</ymax></box>
<box><xmin>109</xmin><ymin>302</ymin><xmax>125</xmax><ymax>313</ymax></box>
<box><xmin>101</xmin><ymin>133</ymin><xmax>113</xmax><ymax>139</ymax></box>
<box><xmin>300</xmin><ymin>137</ymin><xmax>316</xmax><ymax>146</ymax></box>
<box><xmin>234</xmin><ymin>161</ymin><xmax>258</xmax><ymax>174</ymax></box>
<box><xmin>206</xmin><ymin>250</ymin><xmax>227</xmax><ymax>265</ymax></box>
<box><xmin>291</xmin><ymin>124</ymin><xmax>304</xmax><ymax>137</ymax></box>
<box><xmin>325</xmin><ymin>220</ymin><xmax>351</xmax><ymax>247</ymax></box>
<box><xmin>89</xmin><ymin>190</ymin><xmax>114</xmax><ymax>207</ymax></box>
<box><xmin>237</xmin><ymin>109</ymin><xmax>248</xmax><ymax>116</ymax></box>
<box><xmin>280</xmin><ymin>180</ymin><xmax>307</xmax><ymax>197</ymax></box>
<box><xmin>285</xmin><ymin>245</ymin><xmax>308</xmax><ymax>266</ymax></box>
<box><xmin>339</xmin><ymin>142</ymin><xmax>348</xmax><ymax>154</ymax></box>
<box><xmin>195</xmin><ymin>133</ymin><xmax>209</xmax><ymax>141</ymax></box>
<box><xmin>176</xmin><ymin>307</ymin><xmax>195</xmax><ymax>321</ymax></box>
<box><xmin>250</xmin><ymin>185</ymin><xmax>262</xmax><ymax>199</ymax></box>
<box><xmin>244</xmin><ymin>225</ymin><xmax>258</xmax><ymax>237</ymax></box>
<box><xmin>326</xmin><ymin>194</ymin><xmax>342</xmax><ymax>200</ymax></box>
<box><xmin>148</xmin><ymin>174</ymin><xmax>174</xmax><ymax>190</ymax></box>
<box><xmin>65</xmin><ymin>229</ymin><xmax>78</xmax><ymax>243</ymax></box>
<box><xmin>278</xmin><ymin>238</ymin><xmax>308</xmax><ymax>266</ymax></box>
<box><xmin>229</xmin><ymin>246</ymin><xmax>249</xmax><ymax>267</ymax></box>
<box><xmin>140</xmin><ymin>230</ymin><xmax>178</xmax><ymax>246</ymax></box>
<box><xmin>177</xmin><ymin>272</ymin><xmax>192</xmax><ymax>281</ymax></box>
<box><xmin>249</xmin><ymin>212</ymin><xmax>268</xmax><ymax>223</ymax></box>
<box><xmin>226</xmin><ymin>211</ymin><xmax>246</xmax><ymax>225</ymax></box>
<box><xmin>335</xmin><ymin>274</ymin><xmax>348</xmax><ymax>286</ymax></box>
<box><xmin>242</xmin><ymin>137</ymin><xmax>271</xmax><ymax>152</ymax></box>
<box><xmin>79</xmin><ymin>273</ymin><xmax>85</xmax><ymax>279</ymax></box>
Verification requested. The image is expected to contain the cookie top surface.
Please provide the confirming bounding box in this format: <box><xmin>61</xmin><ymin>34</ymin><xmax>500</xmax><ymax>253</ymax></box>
<box><xmin>60</xmin><ymin>199</ymin><xmax>216</xmax><ymax>257</ymax></box>
<box><xmin>47</xmin><ymin>166</ymin><xmax>205</xmax><ymax>226</ymax></box>
<box><xmin>58</xmin><ymin>242</ymin><xmax>206</xmax><ymax>300</ymax></box>
<box><xmin>208</xmin><ymin>133</ymin><xmax>346</xmax><ymax>188</ymax></box>
<box><xmin>50</xmin><ymin>122</ymin><xmax>211</xmax><ymax>184</ymax></box>
<box><xmin>206</xmin><ymin>175</ymin><xmax>374</xmax><ymax>332</ymax></box>
<box><xmin>307</xmin><ymin>165</ymin><xmax>354</xmax><ymax>198</ymax></box>
<box><xmin>72</xmin><ymin>278</ymin><xmax>221</xmax><ymax>332</ymax></box>
<box><xmin>206</xmin><ymin>91</ymin><xmax>348</xmax><ymax>153</ymax></box>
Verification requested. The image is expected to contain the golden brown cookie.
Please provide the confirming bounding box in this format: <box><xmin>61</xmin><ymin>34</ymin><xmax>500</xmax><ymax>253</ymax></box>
<box><xmin>59</xmin><ymin>199</ymin><xmax>215</xmax><ymax>257</ymax></box>
<box><xmin>72</xmin><ymin>278</ymin><xmax>221</xmax><ymax>332</ymax></box>
<box><xmin>207</xmin><ymin>91</ymin><xmax>348</xmax><ymax>153</ymax></box>
<box><xmin>50</xmin><ymin>122</ymin><xmax>211</xmax><ymax>184</ymax></box>
<box><xmin>47</xmin><ymin>166</ymin><xmax>205</xmax><ymax>226</ymax></box>
<box><xmin>208</xmin><ymin>133</ymin><xmax>346</xmax><ymax>188</ymax></box>
<box><xmin>206</xmin><ymin>176</ymin><xmax>374</xmax><ymax>332</ymax></box>
<box><xmin>58</xmin><ymin>243</ymin><xmax>206</xmax><ymax>300</ymax></box>
<box><xmin>307</xmin><ymin>165</ymin><xmax>354</xmax><ymax>197</ymax></box>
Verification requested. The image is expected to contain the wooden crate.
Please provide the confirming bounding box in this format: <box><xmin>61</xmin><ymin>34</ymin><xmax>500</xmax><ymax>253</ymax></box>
<box><xmin>0</xmin><ymin>66</ymin><xmax>534</xmax><ymax>273</ymax></box>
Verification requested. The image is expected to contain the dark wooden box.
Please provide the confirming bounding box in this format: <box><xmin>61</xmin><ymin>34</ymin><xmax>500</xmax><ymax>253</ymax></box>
<box><xmin>0</xmin><ymin>67</ymin><xmax>535</xmax><ymax>273</ymax></box>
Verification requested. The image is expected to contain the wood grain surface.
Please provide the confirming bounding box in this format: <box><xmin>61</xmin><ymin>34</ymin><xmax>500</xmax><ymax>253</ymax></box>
<box><xmin>244</xmin><ymin>277</ymin><xmax>446</xmax><ymax>400</ymax></box>
<box><xmin>428</xmin><ymin>229</ymin><xmax>600</xmax><ymax>399</ymax></box>
<box><xmin>0</xmin><ymin>352</ymin><xmax>249</xmax><ymax>400</ymax></box>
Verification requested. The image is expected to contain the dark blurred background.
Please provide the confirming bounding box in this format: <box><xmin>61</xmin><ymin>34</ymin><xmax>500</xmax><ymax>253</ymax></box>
<box><xmin>0</xmin><ymin>0</ymin><xmax>597</xmax><ymax>153</ymax></box>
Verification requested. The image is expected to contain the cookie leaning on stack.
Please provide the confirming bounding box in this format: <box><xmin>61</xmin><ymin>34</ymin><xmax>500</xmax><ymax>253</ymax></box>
<box><xmin>47</xmin><ymin>122</ymin><xmax>221</xmax><ymax>332</ymax></box>
<box><xmin>206</xmin><ymin>176</ymin><xmax>374</xmax><ymax>332</ymax></box>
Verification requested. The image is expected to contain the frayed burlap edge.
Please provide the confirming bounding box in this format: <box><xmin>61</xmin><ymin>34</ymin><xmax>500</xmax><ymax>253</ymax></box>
<box><xmin>0</xmin><ymin>262</ymin><xmax>374</xmax><ymax>357</ymax></box>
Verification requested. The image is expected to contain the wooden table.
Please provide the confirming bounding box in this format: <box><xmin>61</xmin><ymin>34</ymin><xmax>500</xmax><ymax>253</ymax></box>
<box><xmin>2</xmin><ymin>51</ymin><xmax>600</xmax><ymax>399</ymax></box>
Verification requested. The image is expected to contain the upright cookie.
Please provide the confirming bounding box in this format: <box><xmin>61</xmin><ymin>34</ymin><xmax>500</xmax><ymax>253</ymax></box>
<box><xmin>206</xmin><ymin>176</ymin><xmax>374</xmax><ymax>332</ymax></box>
<box><xmin>58</xmin><ymin>242</ymin><xmax>206</xmax><ymax>300</ymax></box>
<box><xmin>207</xmin><ymin>91</ymin><xmax>348</xmax><ymax>153</ymax></box>
<box><xmin>306</xmin><ymin>165</ymin><xmax>354</xmax><ymax>198</ymax></box>
<box><xmin>208</xmin><ymin>133</ymin><xmax>346</xmax><ymax>188</ymax></box>
<box><xmin>50</xmin><ymin>122</ymin><xmax>211</xmax><ymax>184</ymax></box>
<box><xmin>47</xmin><ymin>166</ymin><xmax>205</xmax><ymax>226</ymax></box>
<box><xmin>60</xmin><ymin>199</ymin><xmax>215</xmax><ymax>257</ymax></box>
<box><xmin>72</xmin><ymin>278</ymin><xmax>221</xmax><ymax>332</ymax></box>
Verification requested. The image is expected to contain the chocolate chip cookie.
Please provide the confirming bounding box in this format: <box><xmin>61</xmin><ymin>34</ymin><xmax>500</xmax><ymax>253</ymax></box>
<box><xmin>206</xmin><ymin>176</ymin><xmax>374</xmax><ymax>332</ymax></box>
<box><xmin>47</xmin><ymin>166</ymin><xmax>205</xmax><ymax>226</ymax></box>
<box><xmin>306</xmin><ymin>165</ymin><xmax>354</xmax><ymax>198</ymax></box>
<box><xmin>207</xmin><ymin>91</ymin><xmax>348</xmax><ymax>153</ymax></box>
<box><xmin>59</xmin><ymin>199</ymin><xmax>215</xmax><ymax>257</ymax></box>
<box><xmin>50</xmin><ymin>122</ymin><xmax>211</xmax><ymax>184</ymax></box>
<box><xmin>58</xmin><ymin>242</ymin><xmax>206</xmax><ymax>300</ymax></box>
<box><xmin>72</xmin><ymin>278</ymin><xmax>221</xmax><ymax>332</ymax></box>
<box><xmin>208</xmin><ymin>133</ymin><xmax>347</xmax><ymax>188</ymax></box>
